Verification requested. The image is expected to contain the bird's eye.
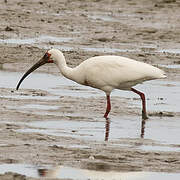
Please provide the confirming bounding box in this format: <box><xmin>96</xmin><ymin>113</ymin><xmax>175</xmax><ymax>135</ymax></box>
<box><xmin>43</xmin><ymin>52</ymin><xmax>50</xmax><ymax>59</ymax></box>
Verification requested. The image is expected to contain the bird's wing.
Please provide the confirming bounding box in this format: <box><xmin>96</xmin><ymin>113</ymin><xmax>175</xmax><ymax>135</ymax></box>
<box><xmin>78</xmin><ymin>56</ymin><xmax>165</xmax><ymax>91</ymax></box>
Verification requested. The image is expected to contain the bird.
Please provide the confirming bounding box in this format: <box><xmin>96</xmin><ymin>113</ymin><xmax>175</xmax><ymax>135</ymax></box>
<box><xmin>16</xmin><ymin>49</ymin><xmax>166</xmax><ymax>119</ymax></box>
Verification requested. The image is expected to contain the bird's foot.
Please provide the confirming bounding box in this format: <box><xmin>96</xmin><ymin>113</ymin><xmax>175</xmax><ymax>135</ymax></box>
<box><xmin>104</xmin><ymin>114</ymin><xmax>108</xmax><ymax>119</ymax></box>
<box><xmin>104</xmin><ymin>113</ymin><xmax>110</xmax><ymax>120</ymax></box>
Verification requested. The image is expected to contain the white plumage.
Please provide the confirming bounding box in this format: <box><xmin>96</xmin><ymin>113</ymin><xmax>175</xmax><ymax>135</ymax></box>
<box><xmin>69</xmin><ymin>55</ymin><xmax>166</xmax><ymax>92</ymax></box>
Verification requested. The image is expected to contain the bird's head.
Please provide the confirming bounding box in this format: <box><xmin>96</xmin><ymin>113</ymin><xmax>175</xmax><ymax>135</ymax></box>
<box><xmin>47</xmin><ymin>49</ymin><xmax>65</xmax><ymax>65</ymax></box>
<box><xmin>16</xmin><ymin>49</ymin><xmax>62</xmax><ymax>90</ymax></box>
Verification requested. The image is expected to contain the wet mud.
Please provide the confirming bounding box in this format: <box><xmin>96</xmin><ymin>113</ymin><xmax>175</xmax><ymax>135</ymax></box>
<box><xmin>1</xmin><ymin>0</ymin><xmax>180</xmax><ymax>179</ymax></box>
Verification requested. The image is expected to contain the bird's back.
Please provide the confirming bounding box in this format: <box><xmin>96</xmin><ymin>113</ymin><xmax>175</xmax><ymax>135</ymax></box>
<box><xmin>74</xmin><ymin>55</ymin><xmax>166</xmax><ymax>93</ymax></box>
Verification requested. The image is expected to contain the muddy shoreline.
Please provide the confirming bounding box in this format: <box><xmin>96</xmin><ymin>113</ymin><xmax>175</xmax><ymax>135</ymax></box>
<box><xmin>0</xmin><ymin>0</ymin><xmax>180</xmax><ymax>179</ymax></box>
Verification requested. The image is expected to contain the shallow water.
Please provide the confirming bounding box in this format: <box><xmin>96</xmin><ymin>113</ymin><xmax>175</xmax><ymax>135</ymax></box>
<box><xmin>159</xmin><ymin>64</ymin><xmax>180</xmax><ymax>69</ymax></box>
<box><xmin>88</xmin><ymin>14</ymin><xmax>118</xmax><ymax>22</ymax></box>
<box><xmin>139</xmin><ymin>145</ymin><xmax>180</xmax><ymax>152</ymax></box>
<box><xmin>81</xmin><ymin>47</ymin><xmax>140</xmax><ymax>53</ymax></box>
<box><xmin>0</xmin><ymin>70</ymin><xmax>97</xmax><ymax>98</ymax></box>
<box><xmin>1</xmin><ymin>36</ymin><xmax>179</xmax><ymax>55</ymax></box>
<box><xmin>0</xmin><ymin>70</ymin><xmax>179</xmax><ymax>112</ymax></box>
<box><xmin>0</xmin><ymin>35</ymin><xmax>140</xmax><ymax>52</ymax></box>
<box><xmin>18</xmin><ymin>120</ymin><xmax>108</xmax><ymax>141</ymax></box>
<box><xmin>1</xmin><ymin>70</ymin><xmax>180</xmax><ymax>150</ymax></box>
<box><xmin>16</xmin><ymin>115</ymin><xmax>180</xmax><ymax>147</ymax></box>
<box><xmin>0</xmin><ymin>164</ymin><xmax>38</xmax><ymax>178</ymax></box>
<box><xmin>157</xmin><ymin>49</ymin><xmax>180</xmax><ymax>54</ymax></box>
<box><xmin>0</xmin><ymin>35</ymin><xmax>72</xmax><ymax>45</ymax></box>
<box><xmin>0</xmin><ymin>164</ymin><xmax>179</xmax><ymax>180</ymax></box>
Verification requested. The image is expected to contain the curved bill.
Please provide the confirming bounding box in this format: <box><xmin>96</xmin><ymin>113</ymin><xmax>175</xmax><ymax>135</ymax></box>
<box><xmin>16</xmin><ymin>53</ymin><xmax>49</xmax><ymax>90</ymax></box>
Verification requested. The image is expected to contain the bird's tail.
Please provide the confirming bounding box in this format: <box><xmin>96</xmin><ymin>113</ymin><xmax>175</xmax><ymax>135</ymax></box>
<box><xmin>158</xmin><ymin>69</ymin><xmax>167</xmax><ymax>79</ymax></box>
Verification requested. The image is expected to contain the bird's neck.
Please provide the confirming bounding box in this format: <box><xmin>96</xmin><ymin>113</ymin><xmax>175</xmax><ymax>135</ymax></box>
<box><xmin>56</xmin><ymin>56</ymin><xmax>77</xmax><ymax>82</ymax></box>
<box><xmin>60</xmin><ymin>65</ymin><xmax>75</xmax><ymax>81</ymax></box>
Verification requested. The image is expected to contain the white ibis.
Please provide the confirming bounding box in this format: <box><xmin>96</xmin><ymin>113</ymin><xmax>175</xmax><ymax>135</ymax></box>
<box><xmin>16</xmin><ymin>49</ymin><xmax>166</xmax><ymax>119</ymax></box>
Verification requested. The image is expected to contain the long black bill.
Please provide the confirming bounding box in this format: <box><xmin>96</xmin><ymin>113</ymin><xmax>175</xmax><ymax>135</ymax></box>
<box><xmin>16</xmin><ymin>54</ymin><xmax>49</xmax><ymax>90</ymax></box>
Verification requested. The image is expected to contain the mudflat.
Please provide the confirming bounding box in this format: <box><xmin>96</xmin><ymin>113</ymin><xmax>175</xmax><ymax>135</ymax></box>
<box><xmin>0</xmin><ymin>0</ymin><xmax>180</xmax><ymax>179</ymax></box>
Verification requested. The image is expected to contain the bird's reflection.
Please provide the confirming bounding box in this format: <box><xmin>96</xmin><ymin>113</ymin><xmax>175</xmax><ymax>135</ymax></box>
<box><xmin>104</xmin><ymin>117</ymin><xmax>147</xmax><ymax>141</ymax></box>
<box><xmin>104</xmin><ymin>118</ymin><xmax>110</xmax><ymax>141</ymax></box>
<box><xmin>141</xmin><ymin>118</ymin><xmax>146</xmax><ymax>138</ymax></box>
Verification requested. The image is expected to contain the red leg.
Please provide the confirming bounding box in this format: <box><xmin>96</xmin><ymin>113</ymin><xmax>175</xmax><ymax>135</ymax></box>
<box><xmin>131</xmin><ymin>88</ymin><xmax>148</xmax><ymax>120</ymax></box>
<box><xmin>104</xmin><ymin>94</ymin><xmax>111</xmax><ymax>118</ymax></box>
